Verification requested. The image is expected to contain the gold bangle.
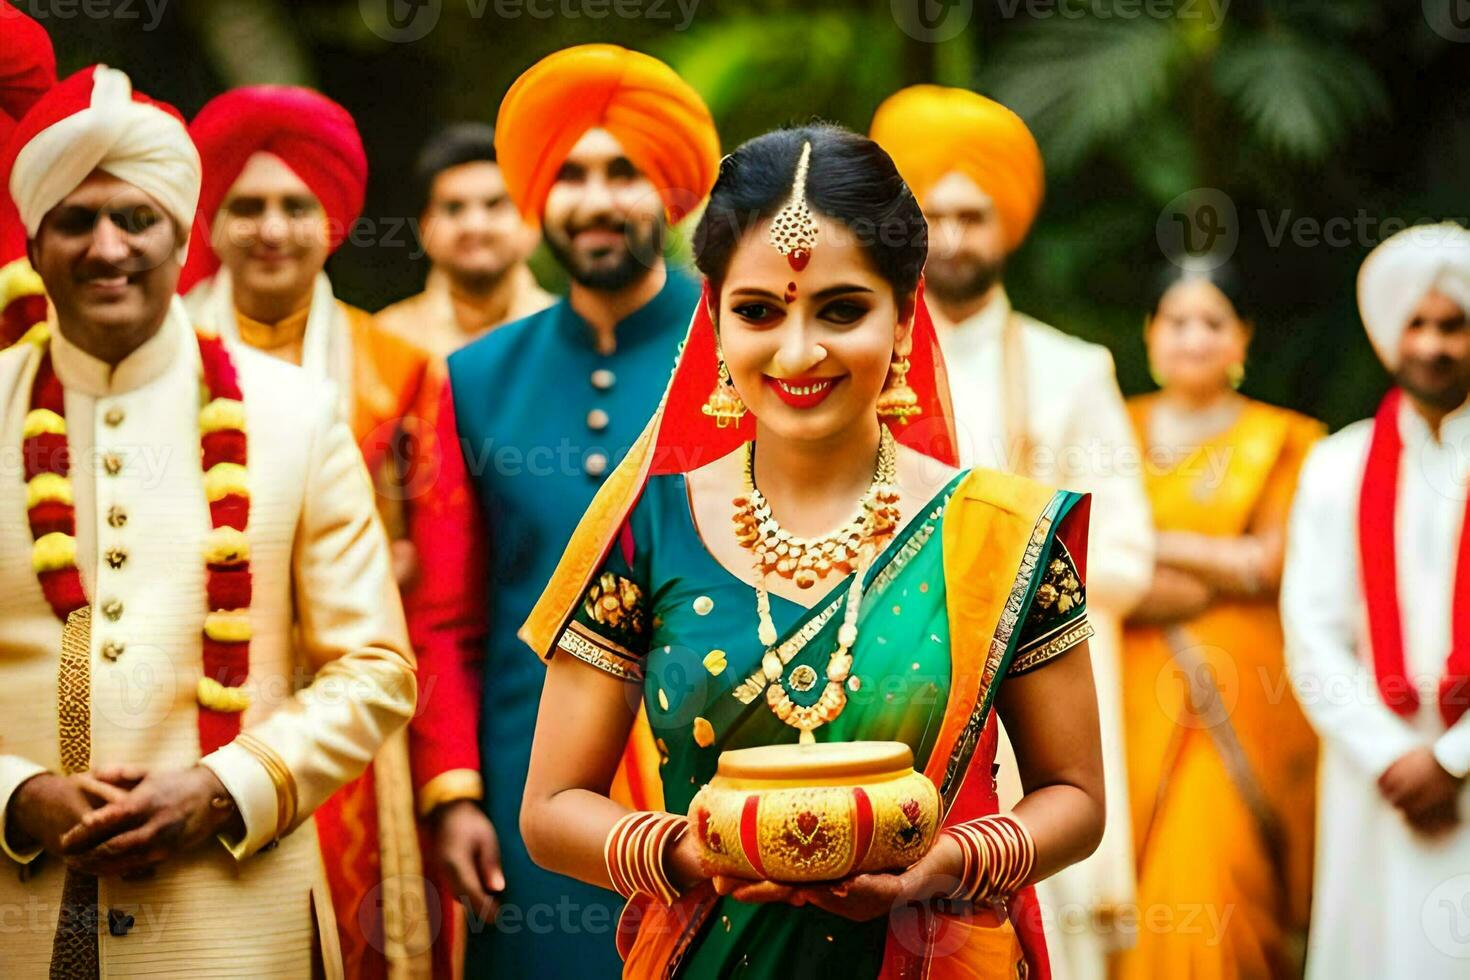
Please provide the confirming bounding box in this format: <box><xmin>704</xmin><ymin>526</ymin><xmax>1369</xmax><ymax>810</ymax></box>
<box><xmin>604</xmin><ymin>811</ymin><xmax>686</xmax><ymax>906</ymax></box>
<box><xmin>945</xmin><ymin>814</ymin><xmax>1035</xmax><ymax>902</ymax></box>
<box><xmin>605</xmin><ymin>812</ymin><xmax>650</xmax><ymax>899</ymax></box>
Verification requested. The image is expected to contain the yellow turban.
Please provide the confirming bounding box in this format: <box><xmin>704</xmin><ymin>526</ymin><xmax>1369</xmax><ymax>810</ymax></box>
<box><xmin>495</xmin><ymin>44</ymin><xmax>719</xmax><ymax>225</ymax></box>
<box><xmin>870</xmin><ymin>85</ymin><xmax>1044</xmax><ymax>253</ymax></box>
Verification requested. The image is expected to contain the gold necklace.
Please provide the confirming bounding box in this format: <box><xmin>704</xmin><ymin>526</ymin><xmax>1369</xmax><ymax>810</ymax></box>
<box><xmin>732</xmin><ymin>428</ymin><xmax>900</xmax><ymax>590</ymax></box>
<box><xmin>731</xmin><ymin>428</ymin><xmax>902</xmax><ymax>742</ymax></box>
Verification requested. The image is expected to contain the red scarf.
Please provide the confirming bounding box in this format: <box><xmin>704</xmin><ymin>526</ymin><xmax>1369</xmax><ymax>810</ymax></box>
<box><xmin>1359</xmin><ymin>387</ymin><xmax>1470</xmax><ymax>727</ymax></box>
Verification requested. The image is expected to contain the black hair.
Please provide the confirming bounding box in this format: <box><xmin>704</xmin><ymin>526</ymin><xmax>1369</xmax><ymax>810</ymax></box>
<box><xmin>1147</xmin><ymin>260</ymin><xmax>1253</xmax><ymax>324</ymax></box>
<box><xmin>692</xmin><ymin>124</ymin><xmax>927</xmax><ymax>303</ymax></box>
<box><xmin>414</xmin><ymin>122</ymin><xmax>497</xmax><ymax>208</ymax></box>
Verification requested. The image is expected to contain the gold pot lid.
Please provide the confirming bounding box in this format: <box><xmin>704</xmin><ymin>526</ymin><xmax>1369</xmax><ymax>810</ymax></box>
<box><xmin>714</xmin><ymin>741</ymin><xmax>915</xmax><ymax>782</ymax></box>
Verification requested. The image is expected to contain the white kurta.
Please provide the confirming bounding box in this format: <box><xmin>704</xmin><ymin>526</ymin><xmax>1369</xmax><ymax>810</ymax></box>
<box><xmin>0</xmin><ymin>302</ymin><xmax>417</xmax><ymax>976</ymax></box>
<box><xmin>939</xmin><ymin>289</ymin><xmax>1154</xmax><ymax>979</ymax></box>
<box><xmin>1282</xmin><ymin>397</ymin><xmax>1470</xmax><ymax>980</ymax></box>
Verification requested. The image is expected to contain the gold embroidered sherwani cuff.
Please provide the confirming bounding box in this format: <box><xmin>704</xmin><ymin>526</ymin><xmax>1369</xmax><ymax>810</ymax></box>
<box><xmin>417</xmin><ymin>768</ymin><xmax>484</xmax><ymax>818</ymax></box>
<box><xmin>200</xmin><ymin>740</ymin><xmax>290</xmax><ymax>860</ymax></box>
<box><xmin>0</xmin><ymin>755</ymin><xmax>48</xmax><ymax>865</ymax></box>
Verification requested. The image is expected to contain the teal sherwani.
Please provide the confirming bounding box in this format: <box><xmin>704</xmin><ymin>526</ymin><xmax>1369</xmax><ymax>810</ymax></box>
<box><xmin>445</xmin><ymin>269</ymin><xmax>699</xmax><ymax>978</ymax></box>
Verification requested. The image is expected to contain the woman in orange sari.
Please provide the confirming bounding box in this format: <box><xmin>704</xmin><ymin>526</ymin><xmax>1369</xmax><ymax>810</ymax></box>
<box><xmin>1115</xmin><ymin>264</ymin><xmax>1322</xmax><ymax>980</ymax></box>
<box><xmin>516</xmin><ymin>125</ymin><xmax>1109</xmax><ymax>979</ymax></box>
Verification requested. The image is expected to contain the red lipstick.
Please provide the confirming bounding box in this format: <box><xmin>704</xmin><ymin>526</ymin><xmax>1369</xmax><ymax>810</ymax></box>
<box><xmin>764</xmin><ymin>374</ymin><xmax>840</xmax><ymax>409</ymax></box>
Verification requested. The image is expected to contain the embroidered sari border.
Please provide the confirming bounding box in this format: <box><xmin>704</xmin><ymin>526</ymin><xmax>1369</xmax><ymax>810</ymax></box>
<box><xmin>559</xmin><ymin>620</ymin><xmax>645</xmax><ymax>681</ymax></box>
<box><xmin>938</xmin><ymin>489</ymin><xmax>1080</xmax><ymax>809</ymax></box>
<box><xmin>1010</xmin><ymin>619</ymin><xmax>1095</xmax><ymax>676</ymax></box>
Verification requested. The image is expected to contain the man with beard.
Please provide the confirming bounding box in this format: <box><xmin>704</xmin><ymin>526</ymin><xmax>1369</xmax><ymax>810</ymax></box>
<box><xmin>872</xmin><ymin>85</ymin><xmax>1153</xmax><ymax>980</ymax></box>
<box><xmin>1283</xmin><ymin>223</ymin><xmax>1470</xmax><ymax>980</ymax></box>
<box><xmin>377</xmin><ymin>123</ymin><xmax>552</xmax><ymax>358</ymax></box>
<box><xmin>406</xmin><ymin>44</ymin><xmax>718</xmax><ymax>979</ymax></box>
<box><xmin>179</xmin><ymin>84</ymin><xmax>437</xmax><ymax>978</ymax></box>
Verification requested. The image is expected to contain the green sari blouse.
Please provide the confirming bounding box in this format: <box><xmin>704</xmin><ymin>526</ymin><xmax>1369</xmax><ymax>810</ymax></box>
<box><xmin>554</xmin><ymin>470</ymin><xmax>1091</xmax><ymax>978</ymax></box>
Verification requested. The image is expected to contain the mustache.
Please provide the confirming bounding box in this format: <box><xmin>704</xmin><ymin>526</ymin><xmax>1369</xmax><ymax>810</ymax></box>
<box><xmin>76</xmin><ymin>259</ymin><xmax>143</xmax><ymax>279</ymax></box>
<box><xmin>565</xmin><ymin>218</ymin><xmax>628</xmax><ymax>238</ymax></box>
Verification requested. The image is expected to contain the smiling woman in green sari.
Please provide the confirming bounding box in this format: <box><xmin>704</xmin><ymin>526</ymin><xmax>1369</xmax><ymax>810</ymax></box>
<box><xmin>518</xmin><ymin>125</ymin><xmax>1105</xmax><ymax>980</ymax></box>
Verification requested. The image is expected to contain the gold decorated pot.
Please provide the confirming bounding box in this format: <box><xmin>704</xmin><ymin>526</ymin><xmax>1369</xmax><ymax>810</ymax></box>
<box><xmin>687</xmin><ymin>741</ymin><xmax>941</xmax><ymax>883</ymax></box>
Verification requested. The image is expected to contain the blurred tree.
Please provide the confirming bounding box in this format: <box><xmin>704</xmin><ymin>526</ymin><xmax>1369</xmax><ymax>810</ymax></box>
<box><xmin>20</xmin><ymin>0</ymin><xmax>1470</xmax><ymax>426</ymax></box>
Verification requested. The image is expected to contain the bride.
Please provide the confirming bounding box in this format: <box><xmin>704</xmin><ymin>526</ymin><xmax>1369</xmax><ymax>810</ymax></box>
<box><xmin>517</xmin><ymin>124</ymin><xmax>1105</xmax><ymax>979</ymax></box>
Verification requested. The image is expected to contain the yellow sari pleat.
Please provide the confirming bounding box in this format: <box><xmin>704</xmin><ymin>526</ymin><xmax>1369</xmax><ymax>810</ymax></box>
<box><xmin>1115</xmin><ymin>397</ymin><xmax>1323</xmax><ymax>980</ymax></box>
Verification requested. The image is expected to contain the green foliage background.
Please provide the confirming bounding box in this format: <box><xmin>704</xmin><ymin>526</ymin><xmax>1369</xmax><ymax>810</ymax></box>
<box><xmin>31</xmin><ymin>0</ymin><xmax>1470</xmax><ymax>428</ymax></box>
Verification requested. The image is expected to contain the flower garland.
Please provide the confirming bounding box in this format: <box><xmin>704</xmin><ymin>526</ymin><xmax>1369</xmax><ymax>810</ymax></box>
<box><xmin>0</xmin><ymin>257</ymin><xmax>47</xmax><ymax>350</ymax></box>
<box><xmin>22</xmin><ymin>324</ymin><xmax>253</xmax><ymax>754</ymax></box>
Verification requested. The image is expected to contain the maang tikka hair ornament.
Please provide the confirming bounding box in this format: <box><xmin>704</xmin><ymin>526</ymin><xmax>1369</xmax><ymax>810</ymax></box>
<box><xmin>704</xmin><ymin>141</ymin><xmax>826</xmax><ymax>429</ymax></box>
<box><xmin>767</xmin><ymin>141</ymin><xmax>820</xmax><ymax>271</ymax></box>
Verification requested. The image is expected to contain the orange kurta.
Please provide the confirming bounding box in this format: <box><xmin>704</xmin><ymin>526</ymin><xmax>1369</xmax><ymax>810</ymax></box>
<box><xmin>235</xmin><ymin>299</ymin><xmax>436</xmax><ymax>980</ymax></box>
<box><xmin>1115</xmin><ymin>396</ymin><xmax>1323</xmax><ymax>980</ymax></box>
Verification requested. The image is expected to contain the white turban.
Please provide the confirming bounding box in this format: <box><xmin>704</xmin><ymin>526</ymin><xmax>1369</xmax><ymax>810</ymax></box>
<box><xmin>6</xmin><ymin>65</ymin><xmax>200</xmax><ymax>260</ymax></box>
<box><xmin>1358</xmin><ymin>222</ymin><xmax>1470</xmax><ymax>370</ymax></box>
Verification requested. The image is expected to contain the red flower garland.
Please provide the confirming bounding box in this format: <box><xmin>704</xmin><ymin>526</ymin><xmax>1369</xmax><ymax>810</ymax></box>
<box><xmin>23</xmin><ymin>328</ymin><xmax>252</xmax><ymax>755</ymax></box>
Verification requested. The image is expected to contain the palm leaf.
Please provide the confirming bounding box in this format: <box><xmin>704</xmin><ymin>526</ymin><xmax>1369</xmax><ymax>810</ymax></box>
<box><xmin>982</xmin><ymin>18</ymin><xmax>1183</xmax><ymax>173</ymax></box>
<box><xmin>1212</xmin><ymin>34</ymin><xmax>1388</xmax><ymax>163</ymax></box>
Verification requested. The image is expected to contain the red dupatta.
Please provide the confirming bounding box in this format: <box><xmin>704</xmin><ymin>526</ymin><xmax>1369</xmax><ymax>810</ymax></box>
<box><xmin>1359</xmin><ymin>387</ymin><xmax>1470</xmax><ymax>727</ymax></box>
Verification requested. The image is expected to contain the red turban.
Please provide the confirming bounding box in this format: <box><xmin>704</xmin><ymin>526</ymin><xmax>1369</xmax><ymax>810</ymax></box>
<box><xmin>181</xmin><ymin>85</ymin><xmax>367</xmax><ymax>293</ymax></box>
<box><xmin>495</xmin><ymin>44</ymin><xmax>719</xmax><ymax>225</ymax></box>
<box><xmin>0</xmin><ymin>1</ymin><xmax>56</xmax><ymax>265</ymax></box>
<box><xmin>870</xmin><ymin>85</ymin><xmax>1044</xmax><ymax>253</ymax></box>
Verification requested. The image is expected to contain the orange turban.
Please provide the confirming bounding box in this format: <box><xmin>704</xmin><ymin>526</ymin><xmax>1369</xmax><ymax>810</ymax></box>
<box><xmin>494</xmin><ymin>44</ymin><xmax>718</xmax><ymax>225</ymax></box>
<box><xmin>870</xmin><ymin>85</ymin><xmax>1044</xmax><ymax>253</ymax></box>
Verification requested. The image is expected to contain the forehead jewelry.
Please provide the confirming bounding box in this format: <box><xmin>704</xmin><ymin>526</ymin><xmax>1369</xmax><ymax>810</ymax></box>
<box><xmin>768</xmin><ymin>141</ymin><xmax>820</xmax><ymax>272</ymax></box>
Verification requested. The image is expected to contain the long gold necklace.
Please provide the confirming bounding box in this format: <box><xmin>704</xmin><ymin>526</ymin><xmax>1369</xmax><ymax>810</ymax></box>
<box><xmin>731</xmin><ymin>428</ymin><xmax>901</xmax><ymax>742</ymax></box>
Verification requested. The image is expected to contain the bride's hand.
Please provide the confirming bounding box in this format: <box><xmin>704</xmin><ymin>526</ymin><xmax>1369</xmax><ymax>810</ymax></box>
<box><xmin>668</xmin><ymin>831</ymin><xmax>715</xmax><ymax>892</ymax></box>
<box><xmin>710</xmin><ymin>834</ymin><xmax>965</xmax><ymax>921</ymax></box>
<box><xmin>711</xmin><ymin>876</ymin><xmax>809</xmax><ymax>906</ymax></box>
<box><xmin>793</xmin><ymin>834</ymin><xmax>965</xmax><ymax>922</ymax></box>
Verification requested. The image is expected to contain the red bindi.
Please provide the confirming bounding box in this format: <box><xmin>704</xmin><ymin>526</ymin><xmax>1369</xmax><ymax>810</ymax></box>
<box><xmin>784</xmin><ymin>282</ymin><xmax>797</xmax><ymax>303</ymax></box>
<box><xmin>787</xmin><ymin>249</ymin><xmax>810</xmax><ymax>272</ymax></box>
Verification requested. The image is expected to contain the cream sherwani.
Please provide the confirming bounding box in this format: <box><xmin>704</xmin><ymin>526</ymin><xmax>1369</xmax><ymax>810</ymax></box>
<box><xmin>0</xmin><ymin>301</ymin><xmax>416</xmax><ymax>977</ymax></box>
<box><xmin>1283</xmin><ymin>397</ymin><xmax>1470</xmax><ymax>980</ymax></box>
<box><xmin>939</xmin><ymin>288</ymin><xmax>1154</xmax><ymax>979</ymax></box>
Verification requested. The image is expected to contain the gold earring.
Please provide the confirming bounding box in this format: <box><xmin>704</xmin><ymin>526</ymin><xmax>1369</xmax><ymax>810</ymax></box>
<box><xmin>1227</xmin><ymin>361</ymin><xmax>1245</xmax><ymax>390</ymax></box>
<box><xmin>702</xmin><ymin>355</ymin><xmax>747</xmax><ymax>428</ymax></box>
<box><xmin>877</xmin><ymin>356</ymin><xmax>920</xmax><ymax>423</ymax></box>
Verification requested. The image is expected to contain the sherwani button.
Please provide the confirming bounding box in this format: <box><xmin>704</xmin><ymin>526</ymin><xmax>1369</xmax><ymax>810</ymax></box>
<box><xmin>102</xmin><ymin>641</ymin><xmax>125</xmax><ymax>662</ymax></box>
<box><xmin>587</xmin><ymin>409</ymin><xmax>609</xmax><ymax>431</ymax></box>
<box><xmin>107</xmin><ymin>505</ymin><xmax>128</xmax><ymax>528</ymax></box>
<box><xmin>104</xmin><ymin>407</ymin><xmax>125</xmax><ymax>427</ymax></box>
<box><xmin>585</xmin><ymin>452</ymin><xmax>609</xmax><ymax>477</ymax></box>
<box><xmin>103</xmin><ymin>453</ymin><xmax>123</xmax><ymax>476</ymax></box>
<box><xmin>102</xmin><ymin>599</ymin><xmax>123</xmax><ymax>621</ymax></box>
<box><xmin>105</xmin><ymin>547</ymin><xmax>127</xmax><ymax>569</ymax></box>
<box><xmin>591</xmin><ymin>369</ymin><xmax>615</xmax><ymax>390</ymax></box>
